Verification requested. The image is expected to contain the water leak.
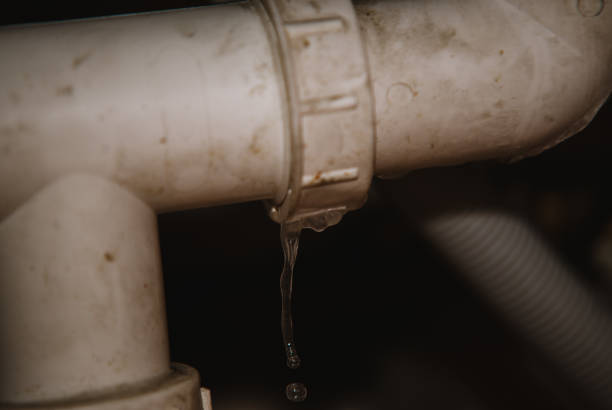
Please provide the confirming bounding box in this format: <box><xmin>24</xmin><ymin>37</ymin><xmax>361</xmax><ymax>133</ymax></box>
<box><xmin>280</xmin><ymin>221</ymin><xmax>302</xmax><ymax>370</ymax></box>
<box><xmin>279</xmin><ymin>209</ymin><xmax>346</xmax><ymax>402</ymax></box>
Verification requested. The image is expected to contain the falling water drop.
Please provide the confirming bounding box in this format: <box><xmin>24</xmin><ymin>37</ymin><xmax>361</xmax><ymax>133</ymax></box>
<box><xmin>278</xmin><ymin>210</ymin><xmax>345</xmax><ymax>402</ymax></box>
<box><xmin>286</xmin><ymin>342</ymin><xmax>301</xmax><ymax>369</ymax></box>
<box><xmin>286</xmin><ymin>382</ymin><xmax>308</xmax><ymax>402</ymax></box>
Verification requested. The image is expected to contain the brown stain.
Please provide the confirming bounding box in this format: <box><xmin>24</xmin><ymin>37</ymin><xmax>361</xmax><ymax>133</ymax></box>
<box><xmin>178</xmin><ymin>27</ymin><xmax>196</xmax><ymax>38</ymax></box>
<box><xmin>249</xmin><ymin>125</ymin><xmax>269</xmax><ymax>155</ymax></box>
<box><xmin>144</xmin><ymin>283</ymin><xmax>149</xmax><ymax>289</ymax></box>
<box><xmin>249</xmin><ymin>135</ymin><xmax>261</xmax><ymax>154</ymax></box>
<box><xmin>159</xmin><ymin>136</ymin><xmax>167</xmax><ymax>144</ymax></box>
<box><xmin>313</xmin><ymin>171</ymin><xmax>322</xmax><ymax>182</ymax></box>
<box><xmin>104</xmin><ymin>252</ymin><xmax>115</xmax><ymax>262</ymax></box>
<box><xmin>309</xmin><ymin>0</ymin><xmax>321</xmax><ymax>12</ymax></box>
<box><xmin>437</xmin><ymin>27</ymin><xmax>457</xmax><ymax>48</ymax></box>
<box><xmin>360</xmin><ymin>8</ymin><xmax>385</xmax><ymax>38</ymax></box>
<box><xmin>494</xmin><ymin>74</ymin><xmax>502</xmax><ymax>83</ymax></box>
<box><xmin>481</xmin><ymin>111</ymin><xmax>492</xmax><ymax>119</ymax></box>
<box><xmin>358</xmin><ymin>3</ymin><xmax>470</xmax><ymax>64</ymax></box>
<box><xmin>429</xmin><ymin>143</ymin><xmax>435</xmax><ymax>149</ymax></box>
<box><xmin>56</xmin><ymin>85</ymin><xmax>74</xmax><ymax>97</ymax></box>
<box><xmin>499</xmin><ymin>49</ymin><xmax>504</xmax><ymax>56</ymax></box>
<box><xmin>216</xmin><ymin>26</ymin><xmax>242</xmax><ymax>57</ymax></box>
<box><xmin>545</xmin><ymin>114</ymin><xmax>555</xmax><ymax>123</ymax></box>
<box><xmin>494</xmin><ymin>100</ymin><xmax>505</xmax><ymax>109</ymax></box>
<box><xmin>417</xmin><ymin>14</ymin><xmax>458</xmax><ymax>54</ymax></box>
<box><xmin>72</xmin><ymin>51</ymin><xmax>92</xmax><ymax>69</ymax></box>
<box><xmin>303</xmin><ymin>38</ymin><xmax>310</xmax><ymax>48</ymax></box>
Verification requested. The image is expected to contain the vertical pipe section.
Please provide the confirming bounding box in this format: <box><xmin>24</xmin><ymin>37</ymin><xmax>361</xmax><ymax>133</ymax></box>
<box><xmin>0</xmin><ymin>175</ymin><xmax>170</xmax><ymax>404</ymax></box>
<box><xmin>0</xmin><ymin>3</ymin><xmax>287</xmax><ymax>219</ymax></box>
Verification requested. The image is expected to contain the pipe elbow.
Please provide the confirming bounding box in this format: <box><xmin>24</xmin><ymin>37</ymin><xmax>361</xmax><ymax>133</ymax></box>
<box><xmin>356</xmin><ymin>0</ymin><xmax>612</xmax><ymax>177</ymax></box>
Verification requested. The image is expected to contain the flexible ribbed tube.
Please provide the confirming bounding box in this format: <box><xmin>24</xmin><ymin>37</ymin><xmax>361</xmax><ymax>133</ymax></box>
<box><xmin>424</xmin><ymin>211</ymin><xmax>612</xmax><ymax>408</ymax></box>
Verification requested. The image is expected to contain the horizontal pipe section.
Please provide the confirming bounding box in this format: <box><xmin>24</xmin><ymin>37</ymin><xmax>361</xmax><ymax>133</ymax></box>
<box><xmin>0</xmin><ymin>3</ymin><xmax>287</xmax><ymax>219</ymax></box>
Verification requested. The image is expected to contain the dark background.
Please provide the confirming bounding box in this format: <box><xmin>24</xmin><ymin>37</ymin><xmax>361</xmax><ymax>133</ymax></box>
<box><xmin>4</xmin><ymin>2</ymin><xmax>612</xmax><ymax>409</ymax></box>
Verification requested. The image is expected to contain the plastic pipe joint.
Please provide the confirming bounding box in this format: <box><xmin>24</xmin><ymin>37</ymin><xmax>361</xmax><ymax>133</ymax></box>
<box><xmin>262</xmin><ymin>0</ymin><xmax>375</xmax><ymax>224</ymax></box>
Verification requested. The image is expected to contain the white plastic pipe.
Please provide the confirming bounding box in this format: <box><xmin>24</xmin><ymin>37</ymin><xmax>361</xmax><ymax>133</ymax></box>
<box><xmin>355</xmin><ymin>0</ymin><xmax>612</xmax><ymax>177</ymax></box>
<box><xmin>0</xmin><ymin>174</ymin><xmax>170</xmax><ymax>403</ymax></box>
<box><xmin>0</xmin><ymin>3</ymin><xmax>288</xmax><ymax>220</ymax></box>
<box><xmin>2</xmin><ymin>1</ymin><xmax>611</xmax><ymax>214</ymax></box>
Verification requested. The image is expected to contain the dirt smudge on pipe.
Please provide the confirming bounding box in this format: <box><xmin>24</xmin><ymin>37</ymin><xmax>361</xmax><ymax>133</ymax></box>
<box><xmin>216</xmin><ymin>26</ymin><xmax>243</xmax><ymax>57</ymax></box>
<box><xmin>72</xmin><ymin>51</ymin><xmax>92</xmax><ymax>69</ymax></box>
<box><xmin>56</xmin><ymin>85</ymin><xmax>74</xmax><ymax>97</ymax></box>
<box><xmin>104</xmin><ymin>252</ymin><xmax>115</xmax><ymax>262</ymax></box>
<box><xmin>249</xmin><ymin>125</ymin><xmax>268</xmax><ymax>155</ymax></box>
<box><xmin>177</xmin><ymin>24</ymin><xmax>196</xmax><ymax>39</ymax></box>
<box><xmin>309</xmin><ymin>0</ymin><xmax>321</xmax><ymax>12</ymax></box>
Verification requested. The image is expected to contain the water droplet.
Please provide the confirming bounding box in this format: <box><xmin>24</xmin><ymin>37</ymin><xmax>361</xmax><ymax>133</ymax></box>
<box><xmin>286</xmin><ymin>382</ymin><xmax>308</xmax><ymax>402</ymax></box>
<box><xmin>286</xmin><ymin>343</ymin><xmax>301</xmax><ymax>369</ymax></box>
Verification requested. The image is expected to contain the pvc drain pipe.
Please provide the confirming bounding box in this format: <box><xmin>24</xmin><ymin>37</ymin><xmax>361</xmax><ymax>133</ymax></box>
<box><xmin>0</xmin><ymin>174</ymin><xmax>183</xmax><ymax>404</ymax></box>
<box><xmin>1</xmin><ymin>0</ymin><xmax>611</xmax><ymax>217</ymax></box>
<box><xmin>355</xmin><ymin>0</ymin><xmax>612</xmax><ymax>177</ymax></box>
<box><xmin>0</xmin><ymin>0</ymin><xmax>611</xmax><ymax>409</ymax></box>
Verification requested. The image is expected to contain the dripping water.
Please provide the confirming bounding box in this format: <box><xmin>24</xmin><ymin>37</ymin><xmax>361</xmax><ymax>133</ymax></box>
<box><xmin>278</xmin><ymin>209</ymin><xmax>346</xmax><ymax>402</ymax></box>
<box><xmin>280</xmin><ymin>221</ymin><xmax>302</xmax><ymax>370</ymax></box>
<box><xmin>280</xmin><ymin>221</ymin><xmax>307</xmax><ymax>402</ymax></box>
